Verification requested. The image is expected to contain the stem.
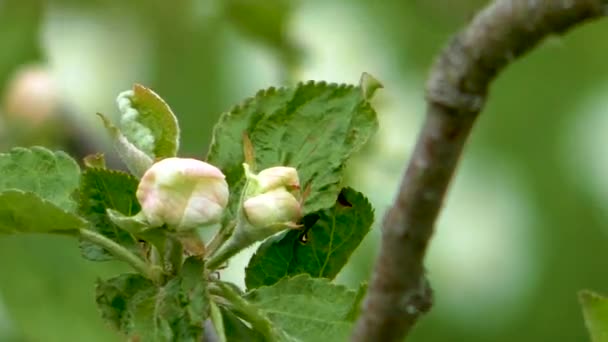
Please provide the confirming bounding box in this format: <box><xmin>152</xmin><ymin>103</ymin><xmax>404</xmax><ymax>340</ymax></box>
<box><xmin>206</xmin><ymin>224</ymin><xmax>253</xmax><ymax>270</ymax></box>
<box><xmin>210</xmin><ymin>282</ymin><xmax>278</xmax><ymax>341</ymax></box>
<box><xmin>205</xmin><ymin>221</ymin><xmax>236</xmax><ymax>258</ymax></box>
<box><xmin>79</xmin><ymin>229</ymin><xmax>163</xmax><ymax>283</ymax></box>
<box><xmin>352</xmin><ymin>1</ymin><xmax>607</xmax><ymax>341</ymax></box>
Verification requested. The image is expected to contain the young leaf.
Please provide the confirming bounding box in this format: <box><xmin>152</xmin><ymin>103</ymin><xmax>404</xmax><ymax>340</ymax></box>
<box><xmin>244</xmin><ymin>274</ymin><xmax>359</xmax><ymax>341</ymax></box>
<box><xmin>78</xmin><ymin>168</ymin><xmax>142</xmax><ymax>261</ymax></box>
<box><xmin>245</xmin><ymin>188</ymin><xmax>373</xmax><ymax>289</ymax></box>
<box><xmin>580</xmin><ymin>290</ymin><xmax>608</xmax><ymax>342</ymax></box>
<box><xmin>0</xmin><ymin>146</ymin><xmax>80</xmax><ymax>211</ymax></box>
<box><xmin>96</xmin><ymin>258</ymin><xmax>209</xmax><ymax>341</ymax></box>
<box><xmin>97</xmin><ymin>113</ymin><xmax>154</xmax><ymax>178</ymax></box>
<box><xmin>118</xmin><ymin>84</ymin><xmax>180</xmax><ymax>159</ymax></box>
<box><xmin>0</xmin><ymin>190</ymin><xmax>87</xmax><ymax>234</ymax></box>
<box><xmin>95</xmin><ymin>273</ymin><xmax>154</xmax><ymax>333</ymax></box>
<box><xmin>207</xmin><ymin>75</ymin><xmax>379</xmax><ymax>216</ymax></box>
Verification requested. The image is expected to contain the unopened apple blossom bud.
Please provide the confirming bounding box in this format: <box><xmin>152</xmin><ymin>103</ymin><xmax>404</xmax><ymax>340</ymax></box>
<box><xmin>243</xmin><ymin>188</ymin><xmax>301</xmax><ymax>228</ymax></box>
<box><xmin>136</xmin><ymin>158</ymin><xmax>229</xmax><ymax>231</ymax></box>
<box><xmin>255</xmin><ymin>166</ymin><xmax>300</xmax><ymax>192</ymax></box>
<box><xmin>242</xmin><ymin>163</ymin><xmax>302</xmax><ymax>228</ymax></box>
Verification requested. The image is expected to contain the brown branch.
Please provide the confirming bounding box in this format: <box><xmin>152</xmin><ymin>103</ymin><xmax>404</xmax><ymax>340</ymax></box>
<box><xmin>352</xmin><ymin>1</ymin><xmax>607</xmax><ymax>341</ymax></box>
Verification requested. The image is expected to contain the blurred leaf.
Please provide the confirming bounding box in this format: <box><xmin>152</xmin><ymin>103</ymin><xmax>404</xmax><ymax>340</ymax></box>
<box><xmin>244</xmin><ymin>274</ymin><xmax>358</xmax><ymax>341</ymax></box>
<box><xmin>0</xmin><ymin>190</ymin><xmax>87</xmax><ymax>234</ymax></box>
<box><xmin>245</xmin><ymin>188</ymin><xmax>373</xmax><ymax>289</ymax></box>
<box><xmin>118</xmin><ymin>84</ymin><xmax>180</xmax><ymax>158</ymax></box>
<box><xmin>0</xmin><ymin>147</ymin><xmax>80</xmax><ymax>211</ymax></box>
<box><xmin>346</xmin><ymin>283</ymin><xmax>367</xmax><ymax>321</ymax></box>
<box><xmin>78</xmin><ymin>168</ymin><xmax>142</xmax><ymax>261</ymax></box>
<box><xmin>222</xmin><ymin>0</ymin><xmax>298</xmax><ymax>68</ymax></box>
<box><xmin>207</xmin><ymin>78</ymin><xmax>379</xmax><ymax>217</ymax></box>
<box><xmin>96</xmin><ymin>258</ymin><xmax>209</xmax><ymax>341</ymax></box>
<box><xmin>580</xmin><ymin>290</ymin><xmax>608</xmax><ymax>342</ymax></box>
<box><xmin>209</xmin><ymin>301</ymin><xmax>227</xmax><ymax>342</ymax></box>
<box><xmin>0</xmin><ymin>0</ymin><xmax>43</xmax><ymax>95</ymax></box>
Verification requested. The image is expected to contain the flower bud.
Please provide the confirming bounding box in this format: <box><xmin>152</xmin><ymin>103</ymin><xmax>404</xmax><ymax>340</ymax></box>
<box><xmin>243</xmin><ymin>188</ymin><xmax>301</xmax><ymax>228</ymax></box>
<box><xmin>136</xmin><ymin>157</ymin><xmax>229</xmax><ymax>231</ymax></box>
<box><xmin>242</xmin><ymin>164</ymin><xmax>301</xmax><ymax>228</ymax></box>
<box><xmin>255</xmin><ymin>166</ymin><xmax>300</xmax><ymax>193</ymax></box>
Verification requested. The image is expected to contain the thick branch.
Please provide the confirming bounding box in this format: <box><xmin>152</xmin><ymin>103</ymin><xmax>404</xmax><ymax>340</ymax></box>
<box><xmin>352</xmin><ymin>1</ymin><xmax>606</xmax><ymax>341</ymax></box>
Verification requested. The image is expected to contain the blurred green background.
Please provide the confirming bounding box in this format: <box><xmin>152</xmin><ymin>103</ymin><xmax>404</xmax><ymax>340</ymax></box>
<box><xmin>1</xmin><ymin>0</ymin><xmax>608</xmax><ymax>341</ymax></box>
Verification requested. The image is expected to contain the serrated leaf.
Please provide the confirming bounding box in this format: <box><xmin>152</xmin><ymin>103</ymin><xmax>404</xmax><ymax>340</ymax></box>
<box><xmin>95</xmin><ymin>273</ymin><xmax>154</xmax><ymax>333</ymax></box>
<box><xmin>245</xmin><ymin>188</ymin><xmax>373</xmax><ymax>289</ymax></box>
<box><xmin>78</xmin><ymin>168</ymin><xmax>142</xmax><ymax>261</ymax></box>
<box><xmin>118</xmin><ymin>84</ymin><xmax>180</xmax><ymax>159</ymax></box>
<box><xmin>244</xmin><ymin>274</ymin><xmax>358</xmax><ymax>342</ymax></box>
<box><xmin>0</xmin><ymin>190</ymin><xmax>87</xmax><ymax>234</ymax></box>
<box><xmin>580</xmin><ymin>290</ymin><xmax>608</xmax><ymax>342</ymax></box>
<box><xmin>0</xmin><ymin>146</ymin><xmax>80</xmax><ymax>211</ymax></box>
<box><xmin>207</xmin><ymin>76</ymin><xmax>379</xmax><ymax>216</ymax></box>
<box><xmin>96</xmin><ymin>258</ymin><xmax>209</xmax><ymax>341</ymax></box>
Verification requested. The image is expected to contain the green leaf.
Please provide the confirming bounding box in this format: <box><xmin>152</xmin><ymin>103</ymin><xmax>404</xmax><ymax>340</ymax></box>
<box><xmin>0</xmin><ymin>190</ymin><xmax>87</xmax><ymax>234</ymax></box>
<box><xmin>222</xmin><ymin>0</ymin><xmax>299</xmax><ymax>70</ymax></box>
<box><xmin>78</xmin><ymin>168</ymin><xmax>142</xmax><ymax>261</ymax></box>
<box><xmin>219</xmin><ymin>306</ymin><xmax>265</xmax><ymax>342</ymax></box>
<box><xmin>207</xmin><ymin>75</ymin><xmax>379</xmax><ymax>216</ymax></box>
<box><xmin>118</xmin><ymin>84</ymin><xmax>180</xmax><ymax>159</ymax></box>
<box><xmin>96</xmin><ymin>258</ymin><xmax>209</xmax><ymax>341</ymax></box>
<box><xmin>244</xmin><ymin>274</ymin><xmax>358</xmax><ymax>341</ymax></box>
<box><xmin>245</xmin><ymin>188</ymin><xmax>374</xmax><ymax>289</ymax></box>
<box><xmin>209</xmin><ymin>301</ymin><xmax>227</xmax><ymax>342</ymax></box>
<box><xmin>0</xmin><ymin>146</ymin><xmax>80</xmax><ymax>211</ymax></box>
<box><xmin>97</xmin><ymin>112</ymin><xmax>154</xmax><ymax>178</ymax></box>
<box><xmin>580</xmin><ymin>290</ymin><xmax>608</xmax><ymax>342</ymax></box>
<box><xmin>95</xmin><ymin>273</ymin><xmax>154</xmax><ymax>333</ymax></box>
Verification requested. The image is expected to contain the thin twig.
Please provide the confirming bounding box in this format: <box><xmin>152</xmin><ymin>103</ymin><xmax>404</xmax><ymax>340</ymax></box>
<box><xmin>79</xmin><ymin>228</ymin><xmax>163</xmax><ymax>284</ymax></box>
<box><xmin>352</xmin><ymin>1</ymin><xmax>607</xmax><ymax>341</ymax></box>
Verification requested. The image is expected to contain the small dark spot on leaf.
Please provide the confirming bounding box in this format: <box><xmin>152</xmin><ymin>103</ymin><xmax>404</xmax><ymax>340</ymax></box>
<box><xmin>337</xmin><ymin>191</ymin><xmax>352</xmax><ymax>207</ymax></box>
<box><xmin>302</xmin><ymin>213</ymin><xmax>320</xmax><ymax>228</ymax></box>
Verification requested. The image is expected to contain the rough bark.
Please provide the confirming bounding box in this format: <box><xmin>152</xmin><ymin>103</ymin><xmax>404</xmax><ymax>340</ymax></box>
<box><xmin>352</xmin><ymin>1</ymin><xmax>607</xmax><ymax>341</ymax></box>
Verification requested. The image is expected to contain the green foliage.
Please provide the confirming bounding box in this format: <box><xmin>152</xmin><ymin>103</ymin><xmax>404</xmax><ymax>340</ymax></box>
<box><xmin>0</xmin><ymin>146</ymin><xmax>80</xmax><ymax>211</ymax></box>
<box><xmin>207</xmin><ymin>77</ymin><xmax>378</xmax><ymax>217</ymax></box>
<box><xmin>0</xmin><ymin>190</ymin><xmax>87</xmax><ymax>234</ymax></box>
<box><xmin>244</xmin><ymin>274</ymin><xmax>359</xmax><ymax>341</ymax></box>
<box><xmin>222</xmin><ymin>0</ymin><xmax>299</xmax><ymax>70</ymax></box>
<box><xmin>580</xmin><ymin>290</ymin><xmax>608</xmax><ymax>342</ymax></box>
<box><xmin>98</xmin><ymin>113</ymin><xmax>154</xmax><ymax>178</ymax></box>
<box><xmin>220</xmin><ymin>306</ymin><xmax>265</xmax><ymax>342</ymax></box>
<box><xmin>96</xmin><ymin>258</ymin><xmax>209</xmax><ymax>341</ymax></box>
<box><xmin>119</xmin><ymin>84</ymin><xmax>180</xmax><ymax>158</ymax></box>
<box><xmin>245</xmin><ymin>188</ymin><xmax>374</xmax><ymax>289</ymax></box>
<box><xmin>0</xmin><ymin>75</ymin><xmax>380</xmax><ymax>341</ymax></box>
<box><xmin>78</xmin><ymin>168</ymin><xmax>142</xmax><ymax>261</ymax></box>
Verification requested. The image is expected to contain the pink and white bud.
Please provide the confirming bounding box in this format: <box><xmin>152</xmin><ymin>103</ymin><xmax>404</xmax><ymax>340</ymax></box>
<box><xmin>241</xmin><ymin>164</ymin><xmax>302</xmax><ymax>229</ymax></box>
<box><xmin>243</xmin><ymin>188</ymin><xmax>301</xmax><ymax>228</ymax></box>
<box><xmin>136</xmin><ymin>157</ymin><xmax>229</xmax><ymax>231</ymax></box>
<box><xmin>255</xmin><ymin>166</ymin><xmax>300</xmax><ymax>192</ymax></box>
